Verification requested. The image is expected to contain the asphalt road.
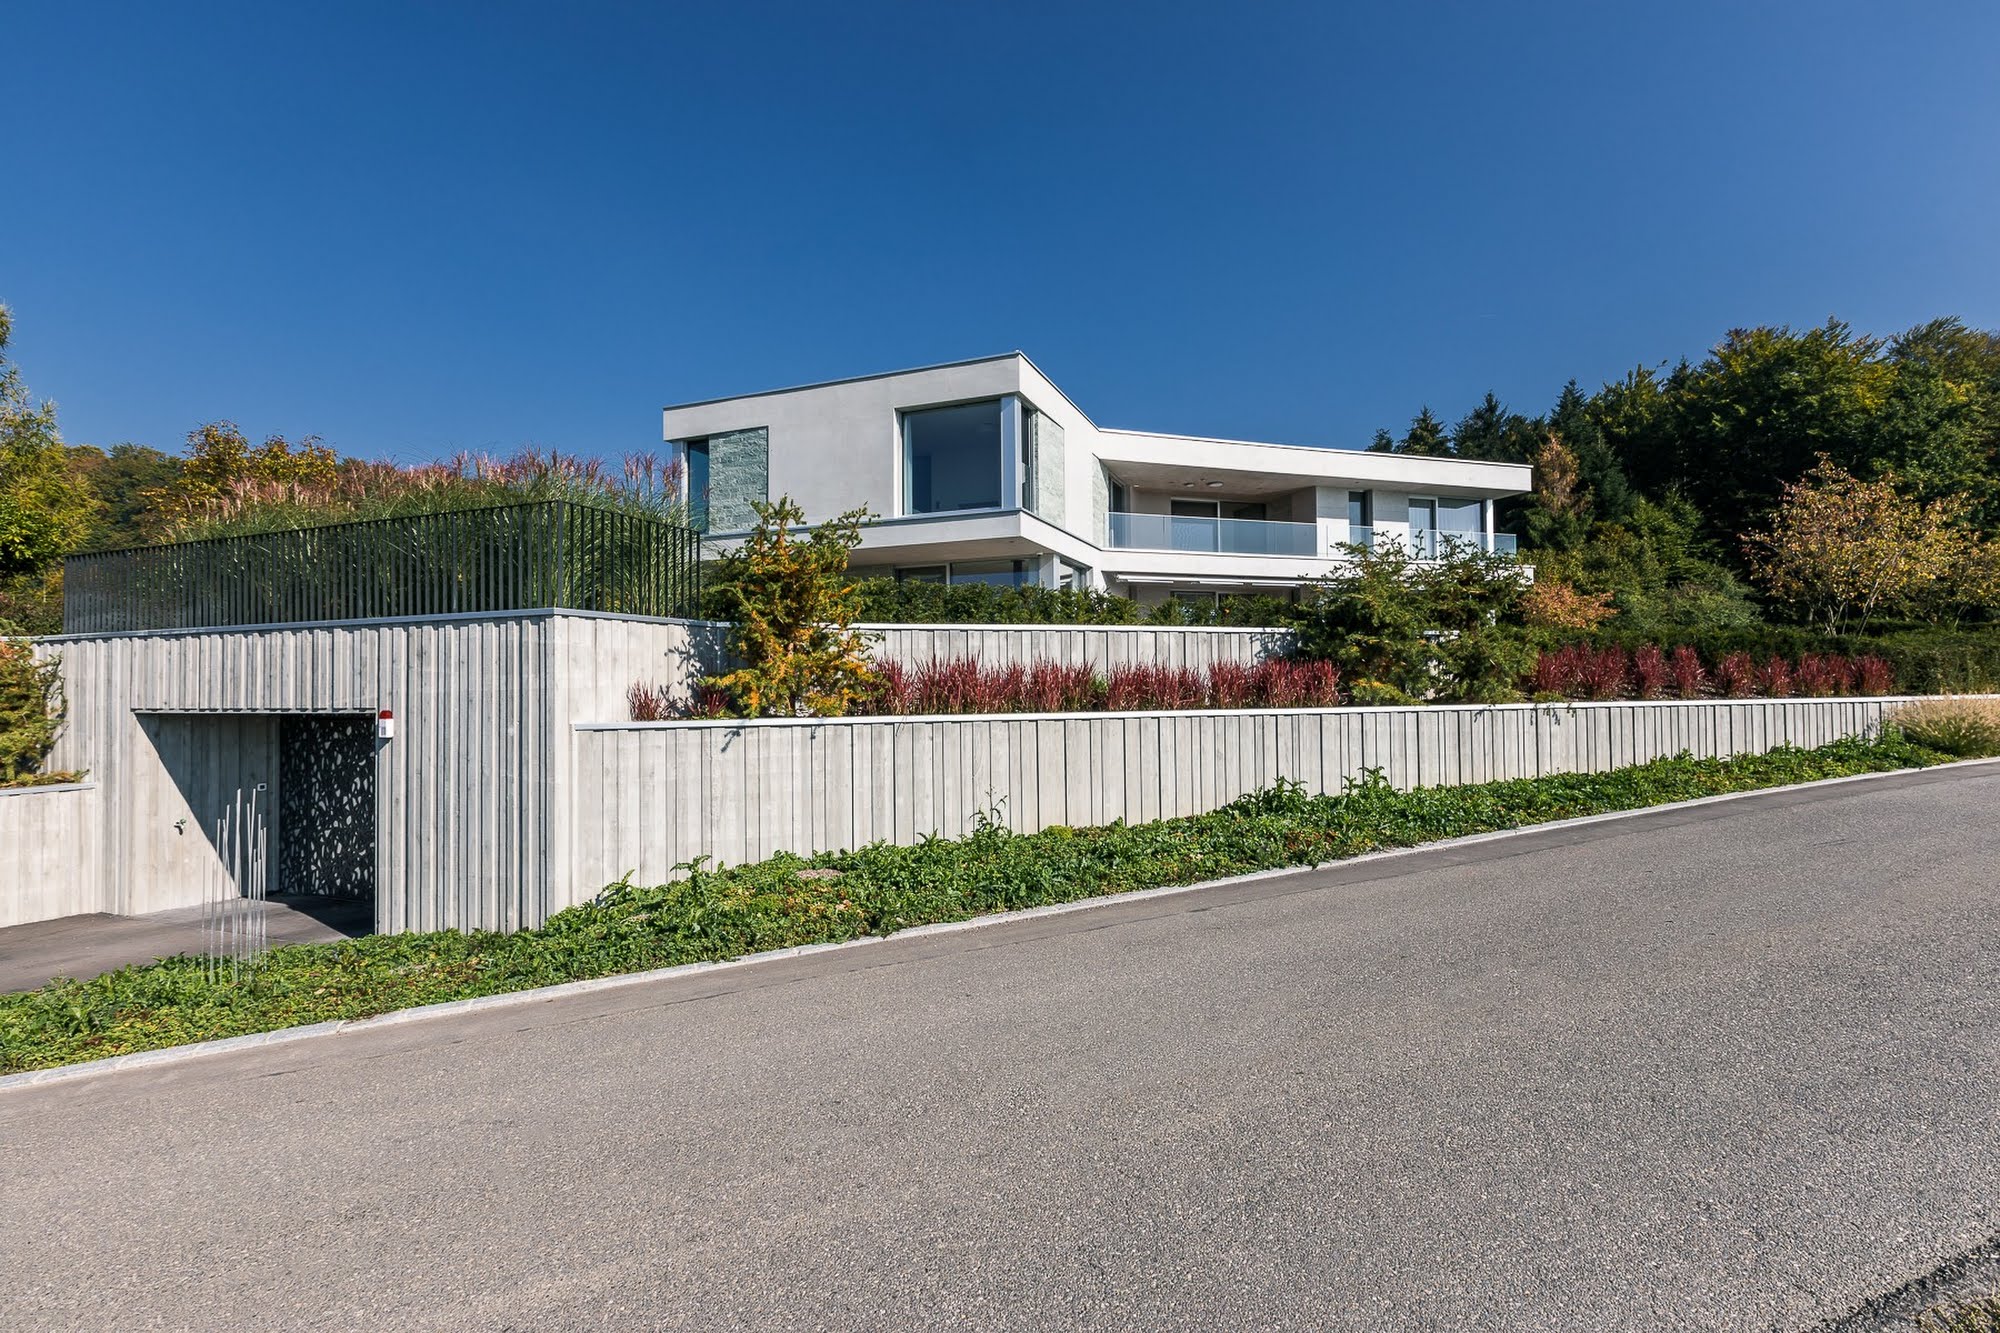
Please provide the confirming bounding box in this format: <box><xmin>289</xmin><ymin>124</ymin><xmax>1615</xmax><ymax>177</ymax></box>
<box><xmin>3</xmin><ymin>766</ymin><xmax>1997</xmax><ymax>1331</ymax></box>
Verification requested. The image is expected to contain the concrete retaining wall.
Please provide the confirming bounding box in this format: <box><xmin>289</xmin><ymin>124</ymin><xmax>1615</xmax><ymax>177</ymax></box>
<box><xmin>0</xmin><ymin>783</ymin><xmax>106</xmax><ymax>928</ymax></box>
<box><xmin>571</xmin><ymin>696</ymin><xmax>1919</xmax><ymax>888</ymax></box>
<box><xmin>34</xmin><ymin>610</ymin><xmax>717</xmax><ymax>934</ymax></box>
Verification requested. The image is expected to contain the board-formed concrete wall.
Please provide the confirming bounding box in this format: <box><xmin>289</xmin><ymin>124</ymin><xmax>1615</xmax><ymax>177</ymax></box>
<box><xmin>861</xmin><ymin>623</ymin><xmax>1292</xmax><ymax>671</ymax></box>
<box><xmin>570</xmin><ymin>696</ymin><xmax>1920</xmax><ymax>889</ymax></box>
<box><xmin>32</xmin><ymin>610</ymin><xmax>719</xmax><ymax>934</ymax></box>
<box><xmin>0</xmin><ymin>783</ymin><xmax>106</xmax><ymax>928</ymax></box>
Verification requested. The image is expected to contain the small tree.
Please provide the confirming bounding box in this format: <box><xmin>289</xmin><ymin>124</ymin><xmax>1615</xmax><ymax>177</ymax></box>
<box><xmin>1522</xmin><ymin>430</ymin><xmax>1591</xmax><ymax>552</ymax></box>
<box><xmin>705</xmin><ymin>497</ymin><xmax>876</xmax><ymax>717</ymax></box>
<box><xmin>1744</xmin><ymin>457</ymin><xmax>1971</xmax><ymax>634</ymax></box>
<box><xmin>1519</xmin><ymin>578</ymin><xmax>1617</xmax><ymax>632</ymax></box>
<box><xmin>0</xmin><ymin>628</ymin><xmax>65</xmax><ymax>784</ymax></box>
<box><xmin>0</xmin><ymin>306</ymin><xmax>98</xmax><ymax>579</ymax></box>
<box><xmin>1293</xmin><ymin>536</ymin><xmax>1530</xmax><ymax>703</ymax></box>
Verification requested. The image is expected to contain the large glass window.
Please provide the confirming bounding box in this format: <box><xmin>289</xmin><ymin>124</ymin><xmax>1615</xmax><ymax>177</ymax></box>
<box><xmin>904</xmin><ymin>400</ymin><xmax>1004</xmax><ymax>514</ymax></box>
<box><xmin>946</xmin><ymin>559</ymin><xmax>1030</xmax><ymax>588</ymax></box>
<box><xmin>683</xmin><ymin>439</ymin><xmax>710</xmax><ymax>530</ymax></box>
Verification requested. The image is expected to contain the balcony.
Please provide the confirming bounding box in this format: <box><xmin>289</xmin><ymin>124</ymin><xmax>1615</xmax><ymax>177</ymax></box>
<box><xmin>1107</xmin><ymin>510</ymin><xmax>1320</xmax><ymax>557</ymax></box>
<box><xmin>1348</xmin><ymin>528</ymin><xmax>1518</xmax><ymax>558</ymax></box>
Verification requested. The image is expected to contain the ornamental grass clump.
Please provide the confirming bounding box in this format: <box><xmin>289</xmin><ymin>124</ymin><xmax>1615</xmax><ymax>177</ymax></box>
<box><xmin>1856</xmin><ymin>654</ymin><xmax>1897</xmax><ymax>695</ymax></box>
<box><xmin>1886</xmin><ymin>697</ymin><xmax>2000</xmax><ymax>758</ymax></box>
<box><xmin>1716</xmin><ymin>651</ymin><xmax>1759</xmax><ymax>698</ymax></box>
<box><xmin>1666</xmin><ymin>646</ymin><xmax>1708</xmax><ymax>699</ymax></box>
<box><xmin>1630</xmin><ymin>645</ymin><xmax>1670</xmax><ymax>700</ymax></box>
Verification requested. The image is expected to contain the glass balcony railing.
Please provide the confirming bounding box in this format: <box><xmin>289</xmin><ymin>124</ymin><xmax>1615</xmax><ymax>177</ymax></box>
<box><xmin>1347</xmin><ymin>528</ymin><xmax>1518</xmax><ymax>558</ymax></box>
<box><xmin>1106</xmin><ymin>511</ymin><xmax>1320</xmax><ymax>556</ymax></box>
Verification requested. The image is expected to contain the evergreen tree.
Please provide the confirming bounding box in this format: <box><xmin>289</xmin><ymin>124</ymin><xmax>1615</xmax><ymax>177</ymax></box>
<box><xmin>1398</xmin><ymin>407</ymin><xmax>1452</xmax><ymax>457</ymax></box>
<box><xmin>1452</xmin><ymin>392</ymin><xmax>1536</xmax><ymax>462</ymax></box>
<box><xmin>1549</xmin><ymin>380</ymin><xmax>1634</xmax><ymax>523</ymax></box>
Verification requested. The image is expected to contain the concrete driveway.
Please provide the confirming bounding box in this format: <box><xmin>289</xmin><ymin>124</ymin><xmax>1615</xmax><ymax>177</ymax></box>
<box><xmin>0</xmin><ymin>895</ymin><xmax>371</xmax><ymax>992</ymax></box>
<box><xmin>2</xmin><ymin>766</ymin><xmax>1996</xmax><ymax>1330</ymax></box>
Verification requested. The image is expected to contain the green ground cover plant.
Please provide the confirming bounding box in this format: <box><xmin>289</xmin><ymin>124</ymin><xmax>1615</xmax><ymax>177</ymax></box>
<box><xmin>0</xmin><ymin>734</ymin><xmax>1956</xmax><ymax>1074</ymax></box>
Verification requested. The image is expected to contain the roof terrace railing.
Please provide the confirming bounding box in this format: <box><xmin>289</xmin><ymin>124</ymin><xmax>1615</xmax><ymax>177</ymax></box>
<box><xmin>62</xmin><ymin>500</ymin><xmax>704</xmax><ymax>634</ymax></box>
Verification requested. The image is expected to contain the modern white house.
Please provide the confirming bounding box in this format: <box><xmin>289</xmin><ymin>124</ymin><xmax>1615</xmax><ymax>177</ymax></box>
<box><xmin>663</xmin><ymin>353</ymin><xmax>1533</xmax><ymax>606</ymax></box>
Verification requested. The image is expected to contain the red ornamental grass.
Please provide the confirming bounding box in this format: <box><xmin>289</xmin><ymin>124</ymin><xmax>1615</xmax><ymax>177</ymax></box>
<box><xmin>628</xmin><ymin>680</ymin><xmax>676</xmax><ymax>721</ymax></box>
<box><xmin>1716</xmin><ymin>652</ymin><xmax>1759</xmax><ymax>698</ymax></box>
<box><xmin>1209</xmin><ymin>661</ymin><xmax>1257</xmax><ymax>708</ymax></box>
<box><xmin>1793</xmin><ymin>653</ymin><xmax>1841</xmax><ymax>698</ymax></box>
<box><xmin>1758</xmin><ymin>656</ymin><xmax>1795</xmax><ymax>698</ymax></box>
<box><xmin>1026</xmin><ymin>660</ymin><xmax>1097</xmax><ymax>711</ymax></box>
<box><xmin>1855</xmin><ymin>654</ymin><xmax>1897</xmax><ymax>696</ymax></box>
<box><xmin>1666</xmin><ymin>645</ymin><xmax>1708</xmax><ymax>699</ymax></box>
<box><xmin>1264</xmin><ymin>656</ymin><xmax>1344</xmax><ymax>704</ymax></box>
<box><xmin>1531</xmin><ymin>643</ymin><xmax>1589</xmax><ymax>697</ymax></box>
<box><xmin>1579</xmin><ymin>646</ymin><xmax>1630</xmax><ymax>701</ymax></box>
<box><xmin>1630</xmin><ymin>645</ymin><xmax>1669</xmax><ymax>700</ymax></box>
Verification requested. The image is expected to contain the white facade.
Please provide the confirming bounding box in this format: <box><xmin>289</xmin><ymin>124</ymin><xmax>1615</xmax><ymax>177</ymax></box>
<box><xmin>663</xmin><ymin>354</ymin><xmax>1533</xmax><ymax>605</ymax></box>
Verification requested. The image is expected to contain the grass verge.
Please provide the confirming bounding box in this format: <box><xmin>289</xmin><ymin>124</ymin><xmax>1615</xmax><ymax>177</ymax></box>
<box><xmin>0</xmin><ymin>735</ymin><xmax>1958</xmax><ymax>1074</ymax></box>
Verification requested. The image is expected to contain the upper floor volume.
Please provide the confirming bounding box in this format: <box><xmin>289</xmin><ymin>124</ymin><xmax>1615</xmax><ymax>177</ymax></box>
<box><xmin>664</xmin><ymin>353</ymin><xmax>1533</xmax><ymax>609</ymax></box>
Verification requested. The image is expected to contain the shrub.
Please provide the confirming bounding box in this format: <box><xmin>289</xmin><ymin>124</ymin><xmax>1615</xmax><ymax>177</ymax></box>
<box><xmin>1293</xmin><ymin>537</ymin><xmax>1530</xmax><ymax>702</ymax></box>
<box><xmin>1519</xmin><ymin>579</ymin><xmax>1618</xmax><ymax>632</ymax></box>
<box><xmin>1887</xmin><ymin>697</ymin><xmax>2000</xmax><ymax>758</ymax></box>
<box><xmin>1</xmin><ymin>635</ymin><xmax>69</xmax><ymax>785</ymax></box>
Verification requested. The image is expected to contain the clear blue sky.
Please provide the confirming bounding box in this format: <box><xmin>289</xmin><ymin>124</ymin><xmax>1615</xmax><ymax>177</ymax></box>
<box><xmin>5</xmin><ymin>1</ymin><xmax>1997</xmax><ymax>462</ymax></box>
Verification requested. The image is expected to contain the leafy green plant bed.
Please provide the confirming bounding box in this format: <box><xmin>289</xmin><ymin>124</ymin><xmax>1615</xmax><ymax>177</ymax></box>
<box><xmin>0</xmin><ymin>735</ymin><xmax>1955</xmax><ymax>1074</ymax></box>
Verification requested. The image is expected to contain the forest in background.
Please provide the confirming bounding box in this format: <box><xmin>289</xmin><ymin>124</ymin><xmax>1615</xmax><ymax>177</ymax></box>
<box><xmin>5</xmin><ymin>305</ymin><xmax>1999</xmax><ymax>646</ymax></box>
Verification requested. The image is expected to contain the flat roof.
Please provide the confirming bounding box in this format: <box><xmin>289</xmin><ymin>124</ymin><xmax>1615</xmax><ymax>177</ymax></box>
<box><xmin>663</xmin><ymin>353</ymin><xmax>1531</xmax><ymax>472</ymax></box>
<box><xmin>661</xmin><ymin>353</ymin><xmax>1026</xmax><ymax>413</ymax></box>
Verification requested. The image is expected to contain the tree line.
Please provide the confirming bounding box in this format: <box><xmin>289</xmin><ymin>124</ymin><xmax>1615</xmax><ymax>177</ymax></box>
<box><xmin>1369</xmin><ymin>316</ymin><xmax>2000</xmax><ymax>638</ymax></box>
<box><xmin>5</xmin><ymin>305</ymin><xmax>1999</xmax><ymax>640</ymax></box>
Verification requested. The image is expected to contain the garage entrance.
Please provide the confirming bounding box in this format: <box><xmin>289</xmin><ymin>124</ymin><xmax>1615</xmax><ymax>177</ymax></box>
<box><xmin>278</xmin><ymin>715</ymin><xmax>377</xmax><ymax>907</ymax></box>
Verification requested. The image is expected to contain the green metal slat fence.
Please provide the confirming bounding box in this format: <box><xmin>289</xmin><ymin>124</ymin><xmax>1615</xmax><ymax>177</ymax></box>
<box><xmin>62</xmin><ymin>500</ymin><xmax>704</xmax><ymax>633</ymax></box>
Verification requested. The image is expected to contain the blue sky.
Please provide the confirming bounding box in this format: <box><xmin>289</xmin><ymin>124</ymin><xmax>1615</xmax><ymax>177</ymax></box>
<box><xmin>5</xmin><ymin>1</ymin><xmax>1997</xmax><ymax>462</ymax></box>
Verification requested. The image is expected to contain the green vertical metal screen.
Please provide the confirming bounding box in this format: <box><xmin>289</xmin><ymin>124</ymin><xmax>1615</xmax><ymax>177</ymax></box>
<box><xmin>63</xmin><ymin>501</ymin><xmax>704</xmax><ymax>633</ymax></box>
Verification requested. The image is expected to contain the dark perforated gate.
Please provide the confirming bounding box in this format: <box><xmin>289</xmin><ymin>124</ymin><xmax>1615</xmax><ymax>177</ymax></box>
<box><xmin>278</xmin><ymin>715</ymin><xmax>376</xmax><ymax>903</ymax></box>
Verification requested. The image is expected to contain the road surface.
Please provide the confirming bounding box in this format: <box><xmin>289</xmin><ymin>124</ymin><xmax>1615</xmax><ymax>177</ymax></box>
<box><xmin>3</xmin><ymin>765</ymin><xmax>1997</xmax><ymax>1330</ymax></box>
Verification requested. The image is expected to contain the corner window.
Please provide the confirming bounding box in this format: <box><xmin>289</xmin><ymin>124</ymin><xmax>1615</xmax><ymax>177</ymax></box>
<box><xmin>903</xmin><ymin>400</ymin><xmax>1004</xmax><ymax>514</ymax></box>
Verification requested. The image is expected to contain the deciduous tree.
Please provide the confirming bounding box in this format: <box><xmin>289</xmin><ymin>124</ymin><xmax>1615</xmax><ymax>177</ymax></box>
<box><xmin>1744</xmin><ymin>458</ymin><xmax>1971</xmax><ymax>635</ymax></box>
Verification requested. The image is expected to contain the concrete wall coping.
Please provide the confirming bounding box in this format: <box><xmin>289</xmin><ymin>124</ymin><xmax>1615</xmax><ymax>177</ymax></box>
<box><xmin>575</xmin><ymin>694</ymin><xmax>1950</xmax><ymax>733</ymax></box>
<box><xmin>858</xmin><ymin>622</ymin><xmax>1290</xmax><ymax>634</ymax></box>
<box><xmin>35</xmin><ymin>610</ymin><xmax>1286</xmax><ymax>645</ymax></box>
<box><xmin>33</xmin><ymin>606</ymin><xmax>729</xmax><ymax>644</ymax></box>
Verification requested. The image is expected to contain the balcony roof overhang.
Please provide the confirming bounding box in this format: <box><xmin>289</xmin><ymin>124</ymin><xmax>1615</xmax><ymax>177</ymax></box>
<box><xmin>1096</xmin><ymin>431</ymin><xmax>1532</xmax><ymax>499</ymax></box>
